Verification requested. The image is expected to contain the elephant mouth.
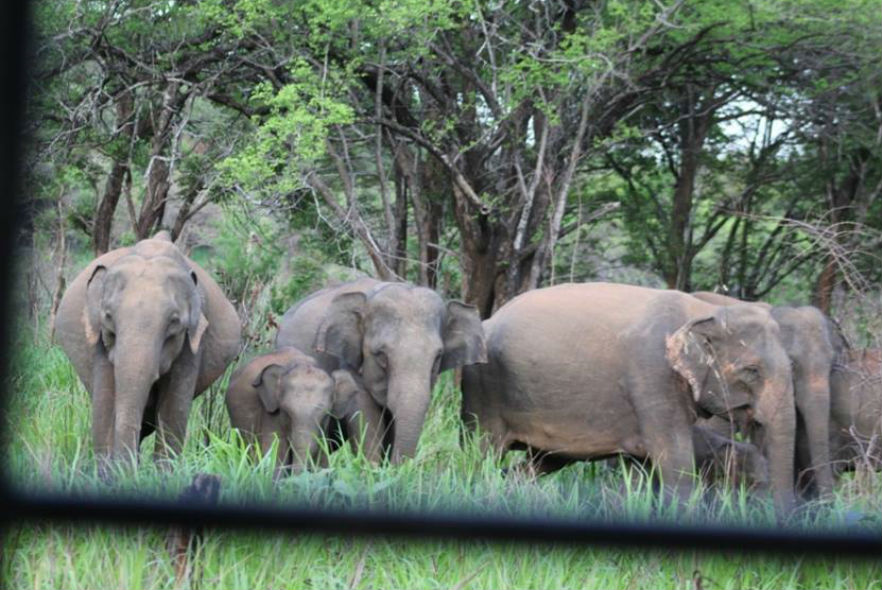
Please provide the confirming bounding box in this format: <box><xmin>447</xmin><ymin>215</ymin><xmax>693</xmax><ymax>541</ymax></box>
<box><xmin>727</xmin><ymin>405</ymin><xmax>754</xmax><ymax>432</ymax></box>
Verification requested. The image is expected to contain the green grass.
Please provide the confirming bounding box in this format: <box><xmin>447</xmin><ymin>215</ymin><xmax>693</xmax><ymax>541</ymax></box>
<box><xmin>3</xmin><ymin>328</ymin><xmax>881</xmax><ymax>589</ymax></box>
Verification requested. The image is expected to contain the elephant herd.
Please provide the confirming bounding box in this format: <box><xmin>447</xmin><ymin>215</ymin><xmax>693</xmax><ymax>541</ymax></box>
<box><xmin>54</xmin><ymin>234</ymin><xmax>882</xmax><ymax>515</ymax></box>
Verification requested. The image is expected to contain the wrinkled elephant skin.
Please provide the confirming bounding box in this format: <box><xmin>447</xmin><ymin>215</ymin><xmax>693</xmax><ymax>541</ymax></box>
<box><xmin>54</xmin><ymin>233</ymin><xmax>242</xmax><ymax>470</ymax></box>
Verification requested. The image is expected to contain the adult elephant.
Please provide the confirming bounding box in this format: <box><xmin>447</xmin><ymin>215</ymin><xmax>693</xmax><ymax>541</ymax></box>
<box><xmin>462</xmin><ymin>283</ymin><xmax>796</xmax><ymax>513</ymax></box>
<box><xmin>828</xmin><ymin>348</ymin><xmax>882</xmax><ymax>473</ymax></box>
<box><xmin>55</xmin><ymin>232</ymin><xmax>242</xmax><ymax>469</ymax></box>
<box><xmin>693</xmin><ymin>291</ymin><xmax>839</xmax><ymax>498</ymax></box>
<box><xmin>275</xmin><ymin>278</ymin><xmax>486</xmax><ymax>463</ymax></box>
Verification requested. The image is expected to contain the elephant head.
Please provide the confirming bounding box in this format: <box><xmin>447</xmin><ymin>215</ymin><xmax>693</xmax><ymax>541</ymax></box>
<box><xmin>252</xmin><ymin>361</ymin><xmax>342</xmax><ymax>473</ymax></box>
<box><xmin>666</xmin><ymin>304</ymin><xmax>796</xmax><ymax>511</ymax></box>
<box><xmin>84</xmin><ymin>252</ymin><xmax>208</xmax><ymax>462</ymax></box>
<box><xmin>314</xmin><ymin>284</ymin><xmax>486</xmax><ymax>463</ymax></box>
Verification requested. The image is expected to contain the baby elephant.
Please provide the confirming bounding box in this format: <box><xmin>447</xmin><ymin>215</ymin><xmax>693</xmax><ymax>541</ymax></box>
<box><xmin>226</xmin><ymin>348</ymin><xmax>377</xmax><ymax>476</ymax></box>
<box><xmin>692</xmin><ymin>423</ymin><xmax>770</xmax><ymax>491</ymax></box>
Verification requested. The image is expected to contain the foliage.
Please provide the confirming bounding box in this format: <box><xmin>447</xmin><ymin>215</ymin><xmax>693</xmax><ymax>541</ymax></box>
<box><xmin>25</xmin><ymin>0</ymin><xmax>882</xmax><ymax>314</ymax></box>
<box><xmin>210</xmin><ymin>210</ymin><xmax>284</xmax><ymax>306</ymax></box>
<box><xmin>268</xmin><ymin>254</ymin><xmax>325</xmax><ymax>316</ymax></box>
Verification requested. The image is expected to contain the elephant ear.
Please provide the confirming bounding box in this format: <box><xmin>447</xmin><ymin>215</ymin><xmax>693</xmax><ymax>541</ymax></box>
<box><xmin>83</xmin><ymin>264</ymin><xmax>108</xmax><ymax>346</ymax></box>
<box><xmin>186</xmin><ymin>270</ymin><xmax>209</xmax><ymax>354</ymax></box>
<box><xmin>440</xmin><ymin>301</ymin><xmax>488</xmax><ymax>372</ymax></box>
<box><xmin>314</xmin><ymin>292</ymin><xmax>366</xmax><ymax>368</ymax></box>
<box><xmin>253</xmin><ymin>363</ymin><xmax>286</xmax><ymax>413</ymax></box>
<box><xmin>665</xmin><ymin>316</ymin><xmax>718</xmax><ymax>403</ymax></box>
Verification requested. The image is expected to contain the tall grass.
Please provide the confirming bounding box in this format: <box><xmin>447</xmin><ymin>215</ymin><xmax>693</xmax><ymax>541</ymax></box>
<box><xmin>3</xmin><ymin>326</ymin><xmax>881</xmax><ymax>589</ymax></box>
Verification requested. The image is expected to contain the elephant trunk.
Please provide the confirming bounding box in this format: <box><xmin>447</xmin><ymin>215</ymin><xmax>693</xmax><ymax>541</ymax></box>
<box><xmin>112</xmin><ymin>336</ymin><xmax>161</xmax><ymax>465</ymax></box>
<box><xmin>287</xmin><ymin>424</ymin><xmax>322</xmax><ymax>474</ymax></box>
<box><xmin>387</xmin><ymin>374</ymin><xmax>431</xmax><ymax>464</ymax></box>
<box><xmin>795</xmin><ymin>373</ymin><xmax>834</xmax><ymax>498</ymax></box>
<box><xmin>755</xmin><ymin>375</ymin><xmax>797</xmax><ymax>514</ymax></box>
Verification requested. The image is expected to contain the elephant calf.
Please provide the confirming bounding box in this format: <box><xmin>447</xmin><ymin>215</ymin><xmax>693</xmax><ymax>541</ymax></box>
<box><xmin>54</xmin><ymin>232</ymin><xmax>242</xmax><ymax>470</ymax></box>
<box><xmin>692</xmin><ymin>423</ymin><xmax>769</xmax><ymax>491</ymax></box>
<box><xmin>226</xmin><ymin>348</ymin><xmax>382</xmax><ymax>475</ymax></box>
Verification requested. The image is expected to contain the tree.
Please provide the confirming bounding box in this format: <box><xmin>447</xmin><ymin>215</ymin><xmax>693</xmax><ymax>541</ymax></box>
<box><xmin>222</xmin><ymin>0</ymin><xmax>762</xmax><ymax>315</ymax></box>
<box><xmin>599</xmin><ymin>0</ymin><xmax>882</xmax><ymax>301</ymax></box>
<box><xmin>28</xmin><ymin>0</ymin><xmax>273</xmax><ymax>253</ymax></box>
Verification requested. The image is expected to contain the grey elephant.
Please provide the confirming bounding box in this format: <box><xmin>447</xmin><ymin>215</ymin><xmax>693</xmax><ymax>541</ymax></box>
<box><xmin>54</xmin><ymin>232</ymin><xmax>242</xmax><ymax>469</ymax></box>
<box><xmin>693</xmin><ymin>291</ymin><xmax>839</xmax><ymax>498</ymax></box>
<box><xmin>827</xmin><ymin>348</ymin><xmax>882</xmax><ymax>474</ymax></box>
<box><xmin>225</xmin><ymin>347</ymin><xmax>381</xmax><ymax>475</ymax></box>
<box><xmin>275</xmin><ymin>278</ymin><xmax>486</xmax><ymax>463</ymax></box>
<box><xmin>462</xmin><ymin>282</ymin><xmax>796</xmax><ymax>513</ymax></box>
<box><xmin>692</xmin><ymin>424</ymin><xmax>769</xmax><ymax>491</ymax></box>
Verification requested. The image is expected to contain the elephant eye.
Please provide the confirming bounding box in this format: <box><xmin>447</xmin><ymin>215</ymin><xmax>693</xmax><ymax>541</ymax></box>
<box><xmin>741</xmin><ymin>366</ymin><xmax>761</xmax><ymax>384</ymax></box>
<box><xmin>375</xmin><ymin>350</ymin><xmax>388</xmax><ymax>369</ymax></box>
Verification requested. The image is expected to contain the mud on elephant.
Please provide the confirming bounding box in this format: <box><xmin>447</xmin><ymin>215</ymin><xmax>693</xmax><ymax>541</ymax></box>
<box><xmin>276</xmin><ymin>278</ymin><xmax>486</xmax><ymax>463</ymax></box>
<box><xmin>54</xmin><ymin>232</ymin><xmax>242</xmax><ymax>470</ymax></box>
<box><xmin>462</xmin><ymin>283</ymin><xmax>797</xmax><ymax>513</ymax></box>
<box><xmin>225</xmin><ymin>347</ymin><xmax>381</xmax><ymax>477</ymax></box>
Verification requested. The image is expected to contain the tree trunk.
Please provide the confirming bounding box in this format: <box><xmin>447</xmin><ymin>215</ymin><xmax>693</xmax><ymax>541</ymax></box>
<box><xmin>170</xmin><ymin>178</ymin><xmax>205</xmax><ymax>242</ymax></box>
<box><xmin>452</xmin><ymin>186</ymin><xmax>504</xmax><ymax>318</ymax></box>
<box><xmin>93</xmin><ymin>90</ymin><xmax>135</xmax><ymax>255</ymax></box>
<box><xmin>392</xmin><ymin>160</ymin><xmax>408</xmax><ymax>278</ymax></box>
<box><xmin>137</xmin><ymin>154</ymin><xmax>171</xmax><ymax>239</ymax></box>
<box><xmin>48</xmin><ymin>198</ymin><xmax>67</xmax><ymax>344</ymax></box>
<box><xmin>813</xmin><ymin>257</ymin><xmax>837</xmax><ymax>314</ymax></box>
<box><xmin>136</xmin><ymin>82</ymin><xmax>182</xmax><ymax>239</ymax></box>
<box><xmin>420</xmin><ymin>154</ymin><xmax>446</xmax><ymax>289</ymax></box>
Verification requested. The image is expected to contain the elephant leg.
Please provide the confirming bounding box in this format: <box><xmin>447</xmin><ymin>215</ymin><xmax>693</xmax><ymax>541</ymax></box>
<box><xmin>258</xmin><ymin>429</ymin><xmax>280</xmax><ymax>461</ymax></box>
<box><xmin>345</xmin><ymin>394</ymin><xmax>386</xmax><ymax>464</ymax></box>
<box><xmin>459</xmin><ymin>366</ymin><xmax>509</xmax><ymax>455</ymax></box>
<box><xmin>91</xmin><ymin>352</ymin><xmax>115</xmax><ymax>477</ymax></box>
<box><xmin>153</xmin><ymin>352</ymin><xmax>200</xmax><ymax>465</ymax></box>
<box><xmin>272</xmin><ymin>436</ymin><xmax>292</xmax><ymax>481</ymax></box>
<box><xmin>629</xmin><ymin>383</ymin><xmax>696</xmax><ymax>506</ymax></box>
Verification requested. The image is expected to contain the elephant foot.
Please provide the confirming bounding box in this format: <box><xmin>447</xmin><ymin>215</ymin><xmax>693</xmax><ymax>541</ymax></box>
<box><xmin>273</xmin><ymin>464</ymin><xmax>293</xmax><ymax>483</ymax></box>
<box><xmin>96</xmin><ymin>457</ymin><xmax>115</xmax><ymax>485</ymax></box>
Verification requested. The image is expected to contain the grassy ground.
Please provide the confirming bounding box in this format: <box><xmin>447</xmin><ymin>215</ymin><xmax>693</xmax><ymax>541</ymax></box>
<box><xmin>3</xmin><ymin>328</ymin><xmax>881</xmax><ymax>589</ymax></box>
